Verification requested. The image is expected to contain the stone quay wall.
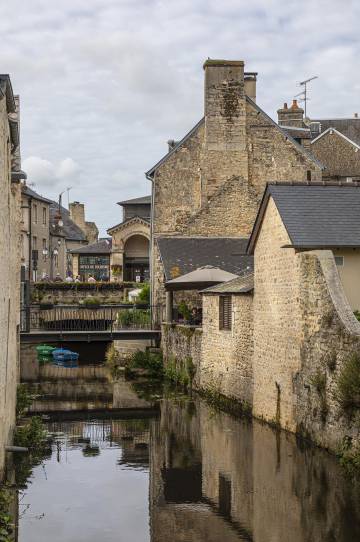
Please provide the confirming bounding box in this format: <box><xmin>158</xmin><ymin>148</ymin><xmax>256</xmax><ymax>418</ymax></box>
<box><xmin>201</xmin><ymin>293</ymin><xmax>253</xmax><ymax>405</ymax></box>
<box><xmin>161</xmin><ymin>324</ymin><xmax>203</xmax><ymax>387</ymax></box>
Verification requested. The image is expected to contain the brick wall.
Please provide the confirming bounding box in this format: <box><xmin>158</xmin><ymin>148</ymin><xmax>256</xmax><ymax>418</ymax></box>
<box><xmin>201</xmin><ymin>294</ymin><xmax>253</xmax><ymax>405</ymax></box>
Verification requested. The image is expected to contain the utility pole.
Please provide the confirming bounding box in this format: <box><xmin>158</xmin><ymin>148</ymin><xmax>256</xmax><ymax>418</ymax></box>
<box><xmin>295</xmin><ymin>76</ymin><xmax>318</xmax><ymax>118</ymax></box>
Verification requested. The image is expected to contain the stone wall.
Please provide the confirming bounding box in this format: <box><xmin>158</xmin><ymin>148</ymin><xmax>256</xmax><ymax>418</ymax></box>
<box><xmin>311</xmin><ymin>129</ymin><xmax>360</xmax><ymax>178</ymax></box>
<box><xmin>0</xmin><ymin>95</ymin><xmax>20</xmax><ymax>476</ymax></box>
<box><xmin>161</xmin><ymin>324</ymin><xmax>202</xmax><ymax>387</ymax></box>
<box><xmin>253</xmin><ymin>196</ymin><xmax>360</xmax><ymax>451</ymax></box>
<box><xmin>201</xmin><ymin>293</ymin><xmax>253</xmax><ymax>405</ymax></box>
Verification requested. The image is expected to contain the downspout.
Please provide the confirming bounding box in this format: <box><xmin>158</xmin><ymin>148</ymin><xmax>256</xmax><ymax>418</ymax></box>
<box><xmin>146</xmin><ymin>171</ymin><xmax>155</xmax><ymax>322</ymax></box>
<box><xmin>28</xmin><ymin>196</ymin><xmax>32</xmax><ymax>281</ymax></box>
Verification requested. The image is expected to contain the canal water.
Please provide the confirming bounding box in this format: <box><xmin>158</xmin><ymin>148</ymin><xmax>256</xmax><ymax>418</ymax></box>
<box><xmin>14</xmin><ymin>384</ymin><xmax>360</xmax><ymax>541</ymax></box>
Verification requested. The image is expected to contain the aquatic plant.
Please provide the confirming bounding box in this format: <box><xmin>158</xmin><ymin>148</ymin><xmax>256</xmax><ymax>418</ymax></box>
<box><xmin>126</xmin><ymin>349</ymin><xmax>163</xmax><ymax>378</ymax></box>
<box><xmin>105</xmin><ymin>344</ymin><xmax>123</xmax><ymax>380</ymax></box>
<box><xmin>0</xmin><ymin>485</ymin><xmax>13</xmax><ymax>542</ymax></box>
<box><xmin>16</xmin><ymin>384</ymin><xmax>34</xmax><ymax>418</ymax></box>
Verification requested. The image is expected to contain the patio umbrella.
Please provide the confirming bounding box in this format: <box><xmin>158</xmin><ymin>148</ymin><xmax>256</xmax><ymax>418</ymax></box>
<box><xmin>165</xmin><ymin>265</ymin><xmax>238</xmax><ymax>291</ymax></box>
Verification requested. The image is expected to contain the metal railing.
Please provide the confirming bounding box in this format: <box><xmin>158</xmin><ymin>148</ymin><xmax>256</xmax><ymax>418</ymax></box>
<box><xmin>20</xmin><ymin>304</ymin><xmax>164</xmax><ymax>333</ymax></box>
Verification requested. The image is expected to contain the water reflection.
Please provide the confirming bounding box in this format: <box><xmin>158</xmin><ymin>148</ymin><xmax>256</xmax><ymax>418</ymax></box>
<box><xmin>13</xmin><ymin>392</ymin><xmax>360</xmax><ymax>542</ymax></box>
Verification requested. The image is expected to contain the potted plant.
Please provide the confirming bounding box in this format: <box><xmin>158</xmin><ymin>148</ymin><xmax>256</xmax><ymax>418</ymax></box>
<box><xmin>177</xmin><ymin>301</ymin><xmax>191</xmax><ymax>324</ymax></box>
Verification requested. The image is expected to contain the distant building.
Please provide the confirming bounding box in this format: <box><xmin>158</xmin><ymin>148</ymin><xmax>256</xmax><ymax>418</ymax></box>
<box><xmin>107</xmin><ymin>196</ymin><xmax>150</xmax><ymax>283</ymax></box>
<box><xmin>71</xmin><ymin>238</ymin><xmax>112</xmax><ymax>281</ymax></box>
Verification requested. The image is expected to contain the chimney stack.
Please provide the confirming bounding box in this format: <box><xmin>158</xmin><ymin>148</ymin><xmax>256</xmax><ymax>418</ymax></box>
<box><xmin>69</xmin><ymin>201</ymin><xmax>86</xmax><ymax>233</ymax></box>
<box><xmin>203</xmin><ymin>59</ymin><xmax>246</xmax><ymax>151</ymax></box>
<box><xmin>244</xmin><ymin>72</ymin><xmax>257</xmax><ymax>102</ymax></box>
<box><xmin>277</xmin><ymin>99</ymin><xmax>305</xmax><ymax>128</ymax></box>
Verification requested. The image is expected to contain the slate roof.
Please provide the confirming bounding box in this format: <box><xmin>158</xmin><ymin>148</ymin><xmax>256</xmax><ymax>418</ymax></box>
<box><xmin>156</xmin><ymin>237</ymin><xmax>253</xmax><ymax>281</ymax></box>
<box><xmin>22</xmin><ymin>185</ymin><xmax>54</xmax><ymax>205</ymax></box>
<box><xmin>248</xmin><ymin>182</ymin><xmax>360</xmax><ymax>253</ymax></box>
<box><xmin>71</xmin><ymin>238</ymin><xmax>112</xmax><ymax>254</ymax></box>
<box><xmin>281</xmin><ymin>126</ymin><xmax>312</xmax><ymax>140</ymax></box>
<box><xmin>312</xmin><ymin>119</ymin><xmax>360</xmax><ymax>146</ymax></box>
<box><xmin>202</xmin><ymin>272</ymin><xmax>254</xmax><ymax>295</ymax></box>
<box><xmin>117</xmin><ymin>195</ymin><xmax>151</xmax><ymax>205</ymax></box>
<box><xmin>49</xmin><ymin>203</ymin><xmax>87</xmax><ymax>242</ymax></box>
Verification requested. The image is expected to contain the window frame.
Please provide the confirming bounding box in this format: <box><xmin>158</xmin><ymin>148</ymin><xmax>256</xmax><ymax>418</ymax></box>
<box><xmin>219</xmin><ymin>295</ymin><xmax>232</xmax><ymax>331</ymax></box>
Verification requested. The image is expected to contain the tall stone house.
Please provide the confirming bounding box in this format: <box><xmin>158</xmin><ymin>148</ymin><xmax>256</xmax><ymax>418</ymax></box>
<box><xmin>107</xmin><ymin>195</ymin><xmax>150</xmax><ymax>283</ymax></box>
<box><xmin>0</xmin><ymin>74</ymin><xmax>25</xmax><ymax>476</ymax></box>
<box><xmin>146</xmin><ymin>60</ymin><xmax>323</xmax><ymax>309</ymax></box>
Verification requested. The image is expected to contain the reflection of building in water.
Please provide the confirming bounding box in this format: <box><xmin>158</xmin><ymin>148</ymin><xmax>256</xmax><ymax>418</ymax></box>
<box><xmin>150</xmin><ymin>399</ymin><xmax>360</xmax><ymax>542</ymax></box>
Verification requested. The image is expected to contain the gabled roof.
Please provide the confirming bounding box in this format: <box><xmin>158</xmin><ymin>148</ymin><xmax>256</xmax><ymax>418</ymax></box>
<box><xmin>311</xmin><ymin>126</ymin><xmax>360</xmax><ymax>151</ymax></box>
<box><xmin>117</xmin><ymin>195</ymin><xmax>151</xmax><ymax>206</ymax></box>
<box><xmin>248</xmin><ymin>182</ymin><xmax>360</xmax><ymax>253</ymax></box>
<box><xmin>312</xmin><ymin>118</ymin><xmax>360</xmax><ymax>146</ymax></box>
<box><xmin>145</xmin><ymin>97</ymin><xmax>323</xmax><ymax>178</ymax></box>
<box><xmin>202</xmin><ymin>272</ymin><xmax>254</xmax><ymax>295</ymax></box>
<box><xmin>107</xmin><ymin>215</ymin><xmax>150</xmax><ymax>235</ymax></box>
<box><xmin>71</xmin><ymin>238</ymin><xmax>112</xmax><ymax>254</ymax></box>
<box><xmin>22</xmin><ymin>185</ymin><xmax>54</xmax><ymax>204</ymax></box>
<box><xmin>156</xmin><ymin>236</ymin><xmax>253</xmax><ymax>281</ymax></box>
<box><xmin>49</xmin><ymin>203</ymin><xmax>87</xmax><ymax>242</ymax></box>
<box><xmin>145</xmin><ymin>118</ymin><xmax>205</xmax><ymax>178</ymax></box>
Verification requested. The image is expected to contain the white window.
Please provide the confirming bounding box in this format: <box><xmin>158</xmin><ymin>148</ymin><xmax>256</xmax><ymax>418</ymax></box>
<box><xmin>335</xmin><ymin>256</ymin><xmax>344</xmax><ymax>267</ymax></box>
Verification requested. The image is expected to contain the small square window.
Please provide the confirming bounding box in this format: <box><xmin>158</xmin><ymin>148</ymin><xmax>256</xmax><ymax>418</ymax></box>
<box><xmin>335</xmin><ymin>256</ymin><xmax>344</xmax><ymax>267</ymax></box>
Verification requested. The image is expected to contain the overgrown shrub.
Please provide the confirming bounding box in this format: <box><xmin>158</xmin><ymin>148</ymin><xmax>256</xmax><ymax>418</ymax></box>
<box><xmin>309</xmin><ymin>370</ymin><xmax>328</xmax><ymax>422</ymax></box>
<box><xmin>117</xmin><ymin>309</ymin><xmax>150</xmax><ymax>328</ymax></box>
<box><xmin>177</xmin><ymin>301</ymin><xmax>191</xmax><ymax>321</ymax></box>
<box><xmin>0</xmin><ymin>486</ymin><xmax>13</xmax><ymax>542</ymax></box>
<box><xmin>81</xmin><ymin>296</ymin><xmax>100</xmax><ymax>307</ymax></box>
<box><xmin>126</xmin><ymin>349</ymin><xmax>163</xmax><ymax>378</ymax></box>
<box><xmin>16</xmin><ymin>384</ymin><xmax>34</xmax><ymax>418</ymax></box>
<box><xmin>337</xmin><ymin>436</ymin><xmax>360</xmax><ymax>477</ymax></box>
<box><xmin>138</xmin><ymin>283</ymin><xmax>150</xmax><ymax>304</ymax></box>
<box><xmin>105</xmin><ymin>344</ymin><xmax>123</xmax><ymax>380</ymax></box>
<box><xmin>336</xmin><ymin>353</ymin><xmax>360</xmax><ymax>410</ymax></box>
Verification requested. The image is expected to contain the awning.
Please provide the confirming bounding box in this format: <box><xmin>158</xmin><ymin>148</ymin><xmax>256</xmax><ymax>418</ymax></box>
<box><xmin>165</xmin><ymin>266</ymin><xmax>238</xmax><ymax>291</ymax></box>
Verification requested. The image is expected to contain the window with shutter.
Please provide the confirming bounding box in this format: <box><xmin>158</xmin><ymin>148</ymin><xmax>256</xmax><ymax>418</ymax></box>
<box><xmin>219</xmin><ymin>296</ymin><xmax>232</xmax><ymax>330</ymax></box>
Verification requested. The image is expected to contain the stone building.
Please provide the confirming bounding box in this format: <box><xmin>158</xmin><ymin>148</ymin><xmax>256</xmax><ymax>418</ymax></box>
<box><xmin>71</xmin><ymin>238</ymin><xmax>112</xmax><ymax>281</ymax></box>
<box><xmin>107</xmin><ymin>196</ymin><xmax>150</xmax><ymax>283</ymax></box>
<box><xmin>21</xmin><ymin>184</ymin><xmax>67</xmax><ymax>280</ymax></box>
<box><xmin>146</xmin><ymin>60</ymin><xmax>322</xmax><ymax>311</ymax></box>
<box><xmin>69</xmin><ymin>201</ymin><xmax>99</xmax><ymax>244</ymax></box>
<box><xmin>0</xmin><ymin>74</ymin><xmax>24</xmax><ymax>476</ymax></box>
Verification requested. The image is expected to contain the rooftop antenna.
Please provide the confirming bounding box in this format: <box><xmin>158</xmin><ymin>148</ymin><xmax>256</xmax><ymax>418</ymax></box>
<box><xmin>295</xmin><ymin>76</ymin><xmax>318</xmax><ymax>117</ymax></box>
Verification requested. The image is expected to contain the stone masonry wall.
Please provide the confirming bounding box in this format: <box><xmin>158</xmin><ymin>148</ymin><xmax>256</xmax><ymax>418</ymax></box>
<box><xmin>311</xmin><ymin>129</ymin><xmax>360</xmax><ymax>178</ymax></box>
<box><xmin>252</xmin><ymin>197</ymin><xmax>301</xmax><ymax>432</ymax></box>
<box><xmin>253</xmin><ymin>196</ymin><xmax>360</xmax><ymax>451</ymax></box>
<box><xmin>201</xmin><ymin>293</ymin><xmax>253</xmax><ymax>405</ymax></box>
<box><xmin>0</xmin><ymin>97</ymin><xmax>20</xmax><ymax>476</ymax></box>
<box><xmin>161</xmin><ymin>324</ymin><xmax>202</xmax><ymax>387</ymax></box>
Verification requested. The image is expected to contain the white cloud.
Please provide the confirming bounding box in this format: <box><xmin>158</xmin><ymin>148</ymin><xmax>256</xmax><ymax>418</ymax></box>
<box><xmin>1</xmin><ymin>0</ymin><xmax>359</xmax><ymax>233</ymax></box>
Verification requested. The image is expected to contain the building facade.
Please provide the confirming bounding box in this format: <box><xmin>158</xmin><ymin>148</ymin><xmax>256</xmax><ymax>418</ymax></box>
<box><xmin>147</xmin><ymin>60</ymin><xmax>322</xmax><ymax>310</ymax></box>
<box><xmin>0</xmin><ymin>75</ymin><xmax>23</xmax><ymax>476</ymax></box>
<box><xmin>71</xmin><ymin>238</ymin><xmax>112</xmax><ymax>281</ymax></box>
<box><xmin>108</xmin><ymin>196</ymin><xmax>150</xmax><ymax>283</ymax></box>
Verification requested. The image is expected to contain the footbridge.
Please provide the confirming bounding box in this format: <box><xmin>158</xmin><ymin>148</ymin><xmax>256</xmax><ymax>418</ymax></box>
<box><xmin>20</xmin><ymin>304</ymin><xmax>162</xmax><ymax>343</ymax></box>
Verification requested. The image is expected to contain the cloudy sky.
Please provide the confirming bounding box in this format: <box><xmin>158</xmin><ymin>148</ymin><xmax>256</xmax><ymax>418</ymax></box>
<box><xmin>1</xmin><ymin>0</ymin><xmax>359</xmax><ymax>234</ymax></box>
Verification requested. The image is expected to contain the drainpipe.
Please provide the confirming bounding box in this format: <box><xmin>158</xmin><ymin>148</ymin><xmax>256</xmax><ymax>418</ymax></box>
<box><xmin>146</xmin><ymin>171</ymin><xmax>155</xmax><ymax>323</ymax></box>
<box><xmin>28</xmin><ymin>196</ymin><xmax>32</xmax><ymax>281</ymax></box>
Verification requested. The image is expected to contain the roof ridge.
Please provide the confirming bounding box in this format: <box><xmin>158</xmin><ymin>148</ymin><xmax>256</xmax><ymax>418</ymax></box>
<box><xmin>267</xmin><ymin>180</ymin><xmax>360</xmax><ymax>187</ymax></box>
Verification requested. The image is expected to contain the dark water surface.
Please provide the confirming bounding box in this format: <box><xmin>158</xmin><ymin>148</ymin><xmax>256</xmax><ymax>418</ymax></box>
<box><xmin>17</xmin><ymin>391</ymin><xmax>360</xmax><ymax>542</ymax></box>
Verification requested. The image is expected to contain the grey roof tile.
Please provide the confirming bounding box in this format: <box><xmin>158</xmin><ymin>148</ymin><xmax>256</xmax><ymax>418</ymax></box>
<box><xmin>312</xmin><ymin>119</ymin><xmax>360</xmax><ymax>146</ymax></box>
<box><xmin>202</xmin><ymin>272</ymin><xmax>254</xmax><ymax>295</ymax></box>
<box><xmin>249</xmin><ymin>182</ymin><xmax>360</xmax><ymax>251</ymax></box>
<box><xmin>71</xmin><ymin>238</ymin><xmax>112</xmax><ymax>254</ymax></box>
<box><xmin>156</xmin><ymin>237</ymin><xmax>253</xmax><ymax>281</ymax></box>
<box><xmin>49</xmin><ymin>203</ymin><xmax>87</xmax><ymax>242</ymax></box>
<box><xmin>117</xmin><ymin>195</ymin><xmax>151</xmax><ymax>205</ymax></box>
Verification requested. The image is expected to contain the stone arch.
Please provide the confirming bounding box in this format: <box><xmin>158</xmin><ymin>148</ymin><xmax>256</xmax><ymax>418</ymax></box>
<box><xmin>123</xmin><ymin>233</ymin><xmax>150</xmax><ymax>283</ymax></box>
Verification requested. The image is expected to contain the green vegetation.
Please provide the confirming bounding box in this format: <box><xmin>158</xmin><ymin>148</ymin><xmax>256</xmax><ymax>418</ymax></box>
<box><xmin>0</xmin><ymin>484</ymin><xmax>14</xmax><ymax>542</ymax></box>
<box><xmin>105</xmin><ymin>344</ymin><xmax>123</xmax><ymax>380</ymax></box>
<box><xmin>309</xmin><ymin>370</ymin><xmax>328</xmax><ymax>423</ymax></box>
<box><xmin>81</xmin><ymin>296</ymin><xmax>100</xmax><ymax>307</ymax></box>
<box><xmin>163</xmin><ymin>356</ymin><xmax>196</xmax><ymax>389</ymax></box>
<box><xmin>354</xmin><ymin>310</ymin><xmax>360</xmax><ymax>322</ymax></box>
<box><xmin>337</xmin><ymin>436</ymin><xmax>360</xmax><ymax>478</ymax></box>
<box><xmin>336</xmin><ymin>353</ymin><xmax>360</xmax><ymax>411</ymax></box>
<box><xmin>117</xmin><ymin>308</ymin><xmax>150</xmax><ymax>328</ymax></box>
<box><xmin>16</xmin><ymin>384</ymin><xmax>34</xmax><ymax>418</ymax></box>
<box><xmin>177</xmin><ymin>301</ymin><xmax>191</xmax><ymax>321</ymax></box>
<box><xmin>82</xmin><ymin>445</ymin><xmax>100</xmax><ymax>457</ymax></box>
<box><xmin>126</xmin><ymin>349</ymin><xmax>163</xmax><ymax>378</ymax></box>
<box><xmin>137</xmin><ymin>283</ymin><xmax>150</xmax><ymax>304</ymax></box>
<box><xmin>13</xmin><ymin>417</ymin><xmax>52</xmax><ymax>489</ymax></box>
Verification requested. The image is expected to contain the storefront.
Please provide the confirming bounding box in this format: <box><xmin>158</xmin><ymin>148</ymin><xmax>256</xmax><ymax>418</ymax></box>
<box><xmin>79</xmin><ymin>254</ymin><xmax>110</xmax><ymax>281</ymax></box>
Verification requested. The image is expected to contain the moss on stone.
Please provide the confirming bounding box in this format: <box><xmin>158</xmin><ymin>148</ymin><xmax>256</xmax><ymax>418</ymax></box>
<box><xmin>198</xmin><ymin>386</ymin><xmax>252</xmax><ymax>418</ymax></box>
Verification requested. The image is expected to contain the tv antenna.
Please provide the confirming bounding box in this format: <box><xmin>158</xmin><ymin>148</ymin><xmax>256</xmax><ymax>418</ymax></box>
<box><xmin>295</xmin><ymin>76</ymin><xmax>318</xmax><ymax>117</ymax></box>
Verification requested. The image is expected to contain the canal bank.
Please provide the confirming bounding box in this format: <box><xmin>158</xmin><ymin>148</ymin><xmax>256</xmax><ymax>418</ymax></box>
<box><xmin>4</xmin><ymin>379</ymin><xmax>360</xmax><ymax>542</ymax></box>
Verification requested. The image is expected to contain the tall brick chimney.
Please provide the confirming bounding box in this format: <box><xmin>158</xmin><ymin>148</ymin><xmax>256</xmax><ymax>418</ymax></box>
<box><xmin>69</xmin><ymin>201</ymin><xmax>86</xmax><ymax>233</ymax></box>
<box><xmin>277</xmin><ymin>100</ymin><xmax>304</xmax><ymax>128</ymax></box>
<box><xmin>244</xmin><ymin>72</ymin><xmax>257</xmax><ymax>102</ymax></box>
